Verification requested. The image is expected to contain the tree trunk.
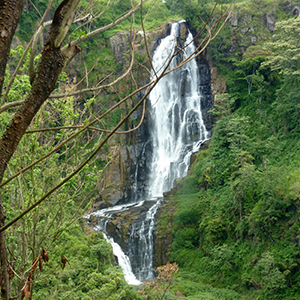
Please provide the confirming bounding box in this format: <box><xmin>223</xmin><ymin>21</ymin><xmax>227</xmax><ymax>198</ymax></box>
<box><xmin>0</xmin><ymin>1</ymin><xmax>80</xmax><ymax>298</ymax></box>
<box><xmin>0</xmin><ymin>0</ymin><xmax>24</xmax><ymax>97</ymax></box>
<box><xmin>0</xmin><ymin>2</ymin><xmax>24</xmax><ymax>298</ymax></box>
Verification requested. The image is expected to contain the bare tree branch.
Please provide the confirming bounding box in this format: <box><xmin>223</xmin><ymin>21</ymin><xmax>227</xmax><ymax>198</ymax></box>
<box><xmin>0</xmin><ymin>1</ymin><xmax>54</xmax><ymax>106</ymax></box>
<box><xmin>49</xmin><ymin>49</ymin><xmax>136</xmax><ymax>98</ymax></box>
<box><xmin>0</xmin><ymin>51</ymin><xmax>167</xmax><ymax>233</ymax></box>
<box><xmin>0</xmin><ymin>100</ymin><xmax>25</xmax><ymax>114</ymax></box>
<box><xmin>63</xmin><ymin>0</ymin><xmax>149</xmax><ymax>50</ymax></box>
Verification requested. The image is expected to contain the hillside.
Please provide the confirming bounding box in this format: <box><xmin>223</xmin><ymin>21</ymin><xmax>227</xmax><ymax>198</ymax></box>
<box><xmin>154</xmin><ymin>0</ymin><xmax>300</xmax><ymax>299</ymax></box>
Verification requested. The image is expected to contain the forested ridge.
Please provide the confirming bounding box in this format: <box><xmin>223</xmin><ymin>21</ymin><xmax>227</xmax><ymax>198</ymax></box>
<box><xmin>1</xmin><ymin>0</ymin><xmax>300</xmax><ymax>299</ymax></box>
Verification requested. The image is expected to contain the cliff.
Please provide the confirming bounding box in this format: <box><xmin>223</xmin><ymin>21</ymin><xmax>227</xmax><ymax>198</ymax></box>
<box><xmin>93</xmin><ymin>21</ymin><xmax>213</xmax><ymax>211</ymax></box>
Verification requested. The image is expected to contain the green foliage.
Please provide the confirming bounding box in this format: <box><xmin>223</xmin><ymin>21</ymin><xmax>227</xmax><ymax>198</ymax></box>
<box><xmin>263</xmin><ymin>17</ymin><xmax>300</xmax><ymax>76</ymax></box>
<box><xmin>33</xmin><ymin>231</ymin><xmax>141</xmax><ymax>299</ymax></box>
<box><xmin>18</xmin><ymin>0</ymin><xmax>58</xmax><ymax>41</ymax></box>
<box><xmin>252</xmin><ymin>252</ymin><xmax>286</xmax><ymax>297</ymax></box>
<box><xmin>1</xmin><ymin>43</ymin><xmax>109</xmax><ymax>298</ymax></box>
<box><xmin>164</xmin><ymin>0</ymin><xmax>219</xmax><ymax>33</ymax></box>
<box><xmin>172</xmin><ymin>271</ymin><xmax>241</xmax><ymax>300</ymax></box>
<box><xmin>204</xmin><ymin>218</ymin><xmax>228</xmax><ymax>244</ymax></box>
<box><xmin>173</xmin><ymin>227</ymin><xmax>199</xmax><ymax>249</ymax></box>
<box><xmin>165</xmin><ymin>6</ymin><xmax>300</xmax><ymax>300</ymax></box>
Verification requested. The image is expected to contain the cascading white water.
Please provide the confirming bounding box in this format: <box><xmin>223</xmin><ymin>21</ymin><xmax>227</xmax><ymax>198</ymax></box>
<box><xmin>85</xmin><ymin>203</ymin><xmax>142</xmax><ymax>285</ymax></box>
<box><xmin>86</xmin><ymin>21</ymin><xmax>209</xmax><ymax>284</ymax></box>
<box><xmin>102</xmin><ymin>233</ymin><xmax>141</xmax><ymax>285</ymax></box>
<box><xmin>148</xmin><ymin>22</ymin><xmax>208</xmax><ymax>197</ymax></box>
<box><xmin>128</xmin><ymin>197</ymin><xmax>161</xmax><ymax>280</ymax></box>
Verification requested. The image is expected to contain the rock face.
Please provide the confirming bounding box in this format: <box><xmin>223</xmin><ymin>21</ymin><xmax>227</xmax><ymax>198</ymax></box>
<box><xmin>105</xmin><ymin>201</ymin><xmax>156</xmax><ymax>252</ymax></box>
<box><xmin>197</xmin><ymin>52</ymin><xmax>213</xmax><ymax>135</ymax></box>
<box><xmin>154</xmin><ymin>188</ymin><xmax>178</xmax><ymax>267</ymax></box>
<box><xmin>285</xmin><ymin>3</ymin><xmax>300</xmax><ymax>17</ymax></box>
<box><xmin>265</xmin><ymin>13</ymin><xmax>276</xmax><ymax>33</ymax></box>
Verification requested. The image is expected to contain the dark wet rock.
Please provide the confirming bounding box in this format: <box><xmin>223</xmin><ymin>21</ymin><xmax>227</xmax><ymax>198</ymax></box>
<box><xmin>265</xmin><ymin>13</ymin><xmax>276</xmax><ymax>33</ymax></box>
<box><xmin>88</xmin><ymin>215</ymin><xmax>98</xmax><ymax>226</ymax></box>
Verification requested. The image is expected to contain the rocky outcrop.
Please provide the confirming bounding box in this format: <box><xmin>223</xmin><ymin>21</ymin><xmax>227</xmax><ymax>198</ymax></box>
<box><xmin>213</xmin><ymin>0</ymin><xmax>300</xmax><ymax>58</ymax></box>
<box><xmin>154</xmin><ymin>188</ymin><xmax>178</xmax><ymax>267</ymax></box>
<box><xmin>88</xmin><ymin>199</ymin><xmax>158</xmax><ymax>276</ymax></box>
<box><xmin>105</xmin><ymin>202</ymin><xmax>155</xmax><ymax>251</ymax></box>
<box><xmin>284</xmin><ymin>2</ymin><xmax>300</xmax><ymax>17</ymax></box>
<box><xmin>197</xmin><ymin>52</ymin><xmax>213</xmax><ymax>134</ymax></box>
<box><xmin>265</xmin><ymin>13</ymin><xmax>276</xmax><ymax>33</ymax></box>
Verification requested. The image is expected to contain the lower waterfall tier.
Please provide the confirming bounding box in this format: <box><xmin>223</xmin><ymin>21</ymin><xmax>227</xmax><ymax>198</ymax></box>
<box><xmin>87</xmin><ymin>198</ymin><xmax>162</xmax><ymax>281</ymax></box>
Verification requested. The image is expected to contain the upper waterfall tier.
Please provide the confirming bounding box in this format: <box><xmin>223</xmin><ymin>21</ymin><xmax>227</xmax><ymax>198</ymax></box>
<box><xmin>148</xmin><ymin>22</ymin><xmax>209</xmax><ymax>198</ymax></box>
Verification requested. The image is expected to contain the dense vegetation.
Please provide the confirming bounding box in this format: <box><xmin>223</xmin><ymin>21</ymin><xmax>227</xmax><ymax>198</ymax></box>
<box><xmin>160</xmin><ymin>1</ymin><xmax>300</xmax><ymax>299</ymax></box>
<box><xmin>33</xmin><ymin>229</ymin><xmax>142</xmax><ymax>300</ymax></box>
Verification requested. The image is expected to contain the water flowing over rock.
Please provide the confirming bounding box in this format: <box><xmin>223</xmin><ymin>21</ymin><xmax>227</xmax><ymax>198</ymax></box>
<box><xmin>86</xmin><ymin>21</ymin><xmax>212</xmax><ymax>283</ymax></box>
<box><xmin>148</xmin><ymin>22</ymin><xmax>208</xmax><ymax>197</ymax></box>
<box><xmin>102</xmin><ymin>233</ymin><xmax>141</xmax><ymax>285</ymax></box>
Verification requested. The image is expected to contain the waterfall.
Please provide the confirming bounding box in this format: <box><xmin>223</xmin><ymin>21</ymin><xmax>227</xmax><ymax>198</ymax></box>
<box><xmin>126</xmin><ymin>21</ymin><xmax>209</xmax><ymax>281</ymax></box>
<box><xmin>86</xmin><ymin>21</ymin><xmax>209</xmax><ymax>284</ymax></box>
<box><xmin>128</xmin><ymin>197</ymin><xmax>162</xmax><ymax>280</ymax></box>
<box><xmin>85</xmin><ymin>202</ymin><xmax>142</xmax><ymax>285</ymax></box>
<box><xmin>148</xmin><ymin>22</ymin><xmax>208</xmax><ymax>197</ymax></box>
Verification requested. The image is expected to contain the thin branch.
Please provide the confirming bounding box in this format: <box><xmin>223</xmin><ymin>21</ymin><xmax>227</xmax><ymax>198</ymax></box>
<box><xmin>67</xmin><ymin>0</ymin><xmax>114</xmax><ymax>42</ymax></box>
<box><xmin>0</xmin><ymin>80</ymin><xmax>149</xmax><ymax>189</ymax></box>
<box><xmin>0</xmin><ymin>0</ymin><xmax>55</xmax><ymax>106</ymax></box>
<box><xmin>0</xmin><ymin>34</ymin><xmax>175</xmax><ymax>231</ymax></box>
<box><xmin>29</xmin><ymin>0</ymin><xmax>43</xmax><ymax>19</ymax></box>
<box><xmin>25</xmin><ymin>96</ymin><xmax>147</xmax><ymax>135</ymax></box>
<box><xmin>72</xmin><ymin>60</ymin><xmax>108</xmax><ymax>91</ymax></box>
<box><xmin>140</xmin><ymin>0</ymin><xmax>158</xmax><ymax>79</ymax></box>
<box><xmin>25</xmin><ymin>125</ymin><xmax>104</xmax><ymax>133</ymax></box>
<box><xmin>0</xmin><ymin>100</ymin><xmax>25</xmax><ymax>113</ymax></box>
<box><xmin>0</xmin><ymin>35</ymin><xmax>137</xmax><ymax>188</ymax></box>
<box><xmin>49</xmin><ymin>46</ymin><xmax>135</xmax><ymax>98</ymax></box>
<box><xmin>0</xmin><ymin>90</ymin><xmax>144</xmax><ymax>232</ymax></box>
<box><xmin>63</xmin><ymin>0</ymin><xmax>149</xmax><ymax>50</ymax></box>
